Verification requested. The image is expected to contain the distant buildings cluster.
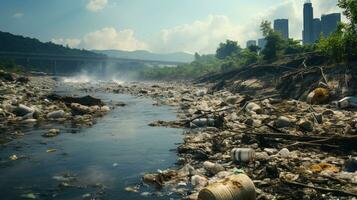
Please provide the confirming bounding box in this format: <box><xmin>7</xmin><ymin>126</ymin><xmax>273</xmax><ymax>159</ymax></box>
<box><xmin>246</xmin><ymin>0</ymin><xmax>341</xmax><ymax>49</ymax></box>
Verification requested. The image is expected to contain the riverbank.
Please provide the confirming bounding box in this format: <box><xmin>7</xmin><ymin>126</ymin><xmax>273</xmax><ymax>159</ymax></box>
<box><xmin>0</xmin><ymin>74</ymin><xmax>184</xmax><ymax>200</ymax></box>
<box><xmin>0</xmin><ymin>71</ymin><xmax>112</xmax><ymax>145</ymax></box>
<box><xmin>103</xmin><ymin>81</ymin><xmax>356</xmax><ymax>200</ymax></box>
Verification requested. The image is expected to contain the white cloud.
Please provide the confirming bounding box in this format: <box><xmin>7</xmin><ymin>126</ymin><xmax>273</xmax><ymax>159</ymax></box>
<box><xmin>13</xmin><ymin>12</ymin><xmax>24</xmax><ymax>19</ymax></box>
<box><xmin>81</xmin><ymin>27</ymin><xmax>147</xmax><ymax>51</ymax></box>
<box><xmin>151</xmin><ymin>15</ymin><xmax>256</xmax><ymax>54</ymax></box>
<box><xmin>51</xmin><ymin>38</ymin><xmax>81</xmax><ymax>48</ymax></box>
<box><xmin>52</xmin><ymin>27</ymin><xmax>147</xmax><ymax>51</ymax></box>
<box><xmin>86</xmin><ymin>0</ymin><xmax>108</xmax><ymax>12</ymax></box>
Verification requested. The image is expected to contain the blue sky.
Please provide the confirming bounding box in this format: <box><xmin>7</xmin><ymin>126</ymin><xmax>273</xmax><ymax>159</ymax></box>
<box><xmin>0</xmin><ymin>0</ymin><xmax>342</xmax><ymax>53</ymax></box>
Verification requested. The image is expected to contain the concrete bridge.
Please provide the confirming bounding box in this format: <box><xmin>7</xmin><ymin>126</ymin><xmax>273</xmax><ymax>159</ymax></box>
<box><xmin>0</xmin><ymin>51</ymin><xmax>187</xmax><ymax>74</ymax></box>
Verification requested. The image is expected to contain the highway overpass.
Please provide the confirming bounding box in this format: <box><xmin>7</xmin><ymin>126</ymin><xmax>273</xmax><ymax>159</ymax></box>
<box><xmin>0</xmin><ymin>51</ymin><xmax>187</xmax><ymax>74</ymax></box>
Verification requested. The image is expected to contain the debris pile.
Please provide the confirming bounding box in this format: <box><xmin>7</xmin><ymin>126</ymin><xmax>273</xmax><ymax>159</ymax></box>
<box><xmin>107</xmin><ymin>81</ymin><xmax>356</xmax><ymax>200</ymax></box>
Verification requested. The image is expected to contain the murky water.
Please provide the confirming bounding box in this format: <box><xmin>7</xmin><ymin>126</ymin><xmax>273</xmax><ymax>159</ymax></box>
<box><xmin>0</xmin><ymin>83</ymin><xmax>182</xmax><ymax>200</ymax></box>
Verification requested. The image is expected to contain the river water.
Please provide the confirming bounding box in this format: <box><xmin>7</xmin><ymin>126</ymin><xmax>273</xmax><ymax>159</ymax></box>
<box><xmin>0</xmin><ymin>82</ymin><xmax>182</xmax><ymax>200</ymax></box>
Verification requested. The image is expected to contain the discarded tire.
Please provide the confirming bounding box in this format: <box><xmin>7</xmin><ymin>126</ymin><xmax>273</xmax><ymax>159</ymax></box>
<box><xmin>198</xmin><ymin>174</ymin><xmax>256</xmax><ymax>200</ymax></box>
<box><xmin>231</xmin><ymin>148</ymin><xmax>255</xmax><ymax>163</ymax></box>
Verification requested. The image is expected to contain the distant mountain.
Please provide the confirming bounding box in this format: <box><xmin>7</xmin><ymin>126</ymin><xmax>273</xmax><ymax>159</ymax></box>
<box><xmin>93</xmin><ymin>50</ymin><xmax>194</xmax><ymax>63</ymax></box>
<box><xmin>0</xmin><ymin>31</ymin><xmax>104</xmax><ymax>57</ymax></box>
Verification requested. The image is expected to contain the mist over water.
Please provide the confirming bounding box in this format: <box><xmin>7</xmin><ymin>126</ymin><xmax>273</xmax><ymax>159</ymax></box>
<box><xmin>61</xmin><ymin>69</ymin><xmax>127</xmax><ymax>85</ymax></box>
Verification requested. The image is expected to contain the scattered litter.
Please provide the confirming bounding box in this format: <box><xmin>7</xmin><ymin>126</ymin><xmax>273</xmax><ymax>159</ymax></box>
<box><xmin>46</xmin><ymin>148</ymin><xmax>57</xmax><ymax>153</ymax></box>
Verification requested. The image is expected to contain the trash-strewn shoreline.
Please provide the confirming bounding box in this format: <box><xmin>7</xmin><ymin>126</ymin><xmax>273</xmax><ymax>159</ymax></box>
<box><xmin>106</xmin><ymin>81</ymin><xmax>356</xmax><ymax>200</ymax></box>
<box><xmin>1</xmin><ymin>69</ymin><xmax>356</xmax><ymax>200</ymax></box>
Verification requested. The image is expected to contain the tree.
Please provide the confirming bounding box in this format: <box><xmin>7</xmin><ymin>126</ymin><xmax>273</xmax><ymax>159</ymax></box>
<box><xmin>284</xmin><ymin>39</ymin><xmax>305</xmax><ymax>54</ymax></box>
<box><xmin>316</xmin><ymin>1</ymin><xmax>357</xmax><ymax>62</ymax></box>
<box><xmin>338</xmin><ymin>0</ymin><xmax>357</xmax><ymax>32</ymax></box>
<box><xmin>260</xmin><ymin>21</ymin><xmax>285</xmax><ymax>61</ymax></box>
<box><xmin>194</xmin><ymin>52</ymin><xmax>201</xmax><ymax>61</ymax></box>
<box><xmin>216</xmin><ymin>40</ymin><xmax>241</xmax><ymax>60</ymax></box>
<box><xmin>247</xmin><ymin>45</ymin><xmax>260</xmax><ymax>53</ymax></box>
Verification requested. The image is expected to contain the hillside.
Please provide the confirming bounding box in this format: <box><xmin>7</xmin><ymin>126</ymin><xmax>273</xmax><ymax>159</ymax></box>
<box><xmin>93</xmin><ymin>50</ymin><xmax>193</xmax><ymax>63</ymax></box>
<box><xmin>0</xmin><ymin>31</ymin><xmax>104</xmax><ymax>57</ymax></box>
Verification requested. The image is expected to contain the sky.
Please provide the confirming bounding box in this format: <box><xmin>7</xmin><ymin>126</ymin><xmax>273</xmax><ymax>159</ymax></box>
<box><xmin>0</xmin><ymin>0</ymin><xmax>344</xmax><ymax>54</ymax></box>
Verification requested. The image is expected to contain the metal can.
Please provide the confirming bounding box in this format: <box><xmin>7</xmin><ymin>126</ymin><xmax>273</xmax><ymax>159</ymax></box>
<box><xmin>231</xmin><ymin>148</ymin><xmax>255</xmax><ymax>163</ymax></box>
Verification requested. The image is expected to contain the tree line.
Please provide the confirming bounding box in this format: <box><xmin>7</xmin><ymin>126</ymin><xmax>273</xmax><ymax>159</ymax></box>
<box><xmin>140</xmin><ymin>0</ymin><xmax>356</xmax><ymax>80</ymax></box>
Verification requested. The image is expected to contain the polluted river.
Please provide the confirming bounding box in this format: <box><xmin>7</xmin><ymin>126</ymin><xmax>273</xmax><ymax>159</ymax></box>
<box><xmin>0</xmin><ymin>78</ymin><xmax>183</xmax><ymax>200</ymax></box>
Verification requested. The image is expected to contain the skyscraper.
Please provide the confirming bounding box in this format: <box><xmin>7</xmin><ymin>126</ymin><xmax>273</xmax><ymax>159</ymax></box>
<box><xmin>321</xmin><ymin>13</ymin><xmax>341</xmax><ymax>37</ymax></box>
<box><xmin>246</xmin><ymin>40</ymin><xmax>257</xmax><ymax>47</ymax></box>
<box><xmin>313</xmin><ymin>18</ymin><xmax>321</xmax><ymax>42</ymax></box>
<box><xmin>274</xmin><ymin>19</ymin><xmax>289</xmax><ymax>40</ymax></box>
<box><xmin>303</xmin><ymin>1</ymin><xmax>314</xmax><ymax>44</ymax></box>
<box><xmin>258</xmin><ymin>38</ymin><xmax>267</xmax><ymax>50</ymax></box>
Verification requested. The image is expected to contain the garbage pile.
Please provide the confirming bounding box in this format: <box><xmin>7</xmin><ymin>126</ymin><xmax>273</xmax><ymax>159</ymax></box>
<box><xmin>0</xmin><ymin>71</ymin><xmax>110</xmax><ymax>144</ymax></box>
<box><xmin>107</xmin><ymin>81</ymin><xmax>356</xmax><ymax>200</ymax></box>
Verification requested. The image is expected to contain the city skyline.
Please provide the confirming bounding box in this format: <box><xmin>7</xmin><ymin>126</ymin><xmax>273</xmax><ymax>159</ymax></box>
<box><xmin>249</xmin><ymin>1</ymin><xmax>342</xmax><ymax>49</ymax></box>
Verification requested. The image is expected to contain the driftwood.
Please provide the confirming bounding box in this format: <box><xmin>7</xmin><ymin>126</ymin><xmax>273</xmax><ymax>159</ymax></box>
<box><xmin>249</xmin><ymin>132</ymin><xmax>357</xmax><ymax>150</ymax></box>
<box><xmin>283</xmin><ymin>180</ymin><xmax>357</xmax><ymax>197</ymax></box>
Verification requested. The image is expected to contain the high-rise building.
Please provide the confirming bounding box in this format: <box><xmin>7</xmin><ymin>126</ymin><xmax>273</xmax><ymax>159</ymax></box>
<box><xmin>313</xmin><ymin>18</ymin><xmax>321</xmax><ymax>42</ymax></box>
<box><xmin>321</xmin><ymin>13</ymin><xmax>341</xmax><ymax>37</ymax></box>
<box><xmin>303</xmin><ymin>1</ymin><xmax>314</xmax><ymax>44</ymax></box>
<box><xmin>258</xmin><ymin>38</ymin><xmax>267</xmax><ymax>49</ymax></box>
<box><xmin>246</xmin><ymin>40</ymin><xmax>257</xmax><ymax>47</ymax></box>
<box><xmin>274</xmin><ymin>19</ymin><xmax>289</xmax><ymax>40</ymax></box>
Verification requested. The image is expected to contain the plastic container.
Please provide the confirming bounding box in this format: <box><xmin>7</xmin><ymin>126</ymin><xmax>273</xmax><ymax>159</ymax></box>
<box><xmin>231</xmin><ymin>148</ymin><xmax>255</xmax><ymax>163</ymax></box>
<box><xmin>345</xmin><ymin>157</ymin><xmax>357</xmax><ymax>172</ymax></box>
<box><xmin>198</xmin><ymin>174</ymin><xmax>256</xmax><ymax>200</ymax></box>
<box><xmin>191</xmin><ymin>118</ymin><xmax>215</xmax><ymax>128</ymax></box>
<box><xmin>338</xmin><ymin>97</ymin><xmax>357</xmax><ymax>109</ymax></box>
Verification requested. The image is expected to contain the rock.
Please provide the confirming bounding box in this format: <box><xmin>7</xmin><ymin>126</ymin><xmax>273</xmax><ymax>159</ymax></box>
<box><xmin>245</xmin><ymin>118</ymin><xmax>262</xmax><ymax>127</ymax></box>
<box><xmin>264</xmin><ymin>148</ymin><xmax>278</xmax><ymax>155</ymax></box>
<box><xmin>47</xmin><ymin>94</ymin><xmax>104</xmax><ymax>106</ymax></box>
<box><xmin>277</xmin><ymin>148</ymin><xmax>290</xmax><ymax>158</ymax></box>
<box><xmin>256</xmin><ymin>152</ymin><xmax>270</xmax><ymax>161</ymax></box>
<box><xmin>196</xmin><ymin>90</ymin><xmax>206</xmax><ymax>97</ymax></box>
<box><xmin>274</xmin><ymin>116</ymin><xmax>292</xmax><ymax>128</ymax></box>
<box><xmin>100</xmin><ymin>106</ymin><xmax>110</xmax><ymax>112</ymax></box>
<box><xmin>47</xmin><ymin>110</ymin><xmax>65</xmax><ymax>119</ymax></box>
<box><xmin>43</xmin><ymin>129</ymin><xmax>60</xmax><ymax>137</ymax></box>
<box><xmin>298</xmin><ymin>119</ymin><xmax>314</xmax><ymax>132</ymax></box>
<box><xmin>70</xmin><ymin>103</ymin><xmax>92</xmax><ymax>115</ymax></box>
<box><xmin>143</xmin><ymin>174</ymin><xmax>158</xmax><ymax>184</ymax></box>
<box><xmin>225</xmin><ymin>96</ymin><xmax>238</xmax><ymax>105</ymax></box>
<box><xmin>12</xmin><ymin>104</ymin><xmax>34</xmax><ymax>116</ymax></box>
<box><xmin>245</xmin><ymin>102</ymin><xmax>262</xmax><ymax>113</ymax></box>
<box><xmin>203</xmin><ymin>161</ymin><xmax>224</xmax><ymax>175</ymax></box>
